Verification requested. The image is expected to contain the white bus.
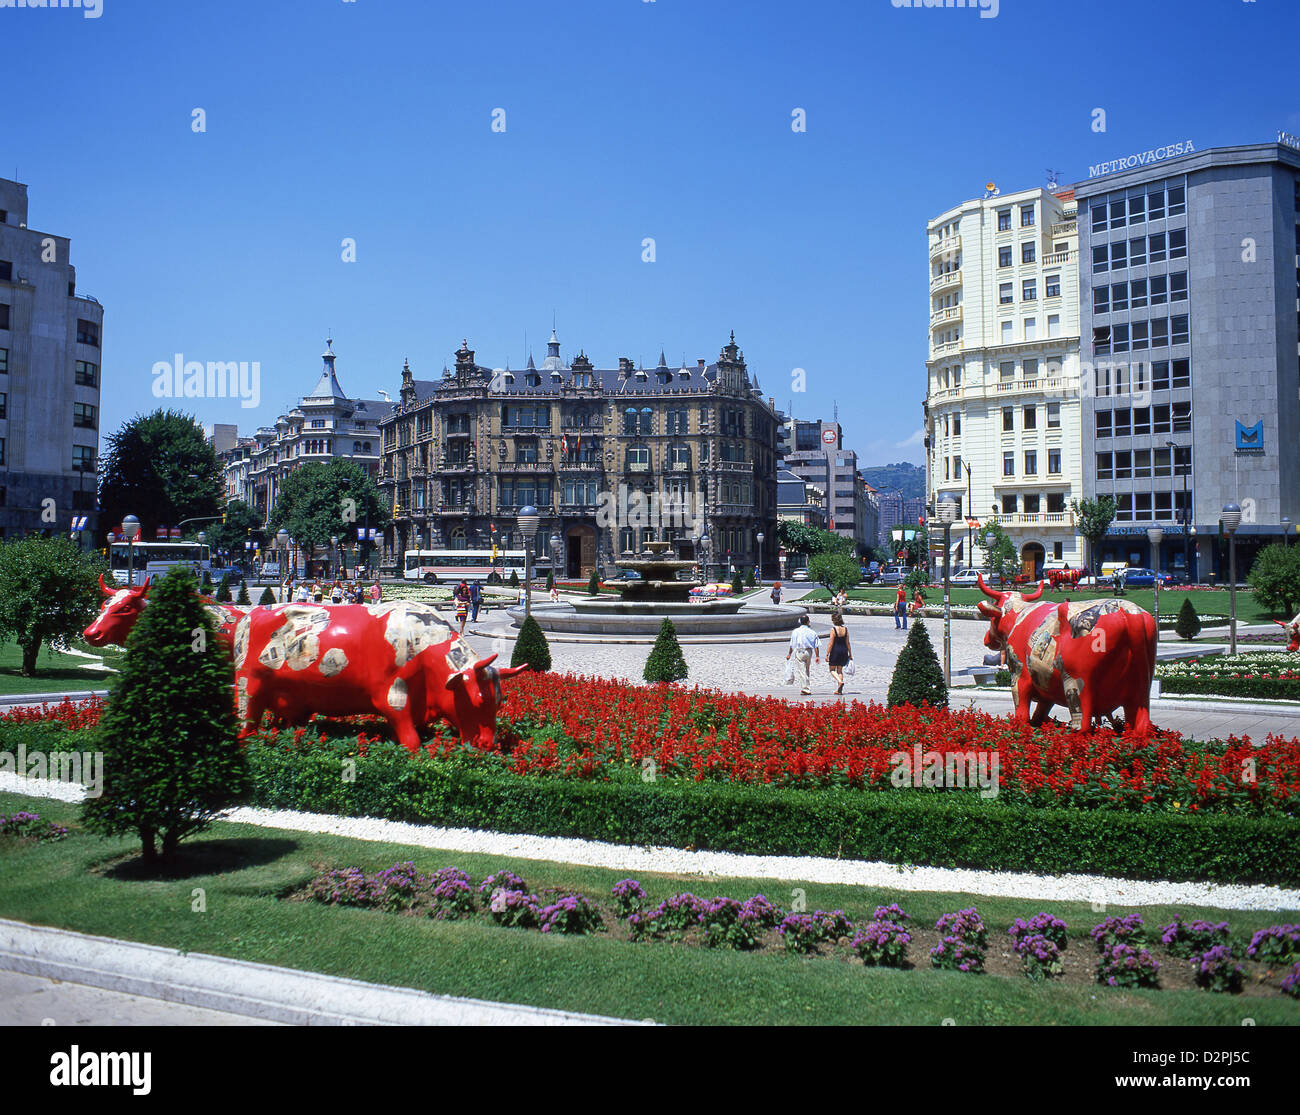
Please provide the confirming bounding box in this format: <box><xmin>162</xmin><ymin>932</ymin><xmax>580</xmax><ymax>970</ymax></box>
<box><xmin>403</xmin><ymin>548</ymin><xmax>527</xmax><ymax>584</ymax></box>
<box><xmin>109</xmin><ymin>540</ymin><xmax>211</xmax><ymax>587</ymax></box>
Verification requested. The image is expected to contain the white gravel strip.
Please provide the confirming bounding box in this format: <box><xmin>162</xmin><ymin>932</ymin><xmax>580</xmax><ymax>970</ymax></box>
<box><xmin>6</xmin><ymin>772</ymin><xmax>1296</xmax><ymax>912</ymax></box>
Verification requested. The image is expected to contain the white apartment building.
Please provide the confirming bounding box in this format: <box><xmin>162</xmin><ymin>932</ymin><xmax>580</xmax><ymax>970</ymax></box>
<box><xmin>924</xmin><ymin>185</ymin><xmax>1085</xmax><ymax>576</ymax></box>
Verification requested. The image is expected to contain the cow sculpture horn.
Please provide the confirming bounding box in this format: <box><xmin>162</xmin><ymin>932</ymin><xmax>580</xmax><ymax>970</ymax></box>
<box><xmin>472</xmin><ymin>654</ymin><xmax>498</xmax><ymax>672</ymax></box>
<box><xmin>1020</xmin><ymin>580</ymin><xmax>1044</xmax><ymax>602</ymax></box>
<box><xmin>495</xmin><ymin>664</ymin><xmax>530</xmax><ymax>679</ymax></box>
<box><xmin>99</xmin><ymin>573</ymin><xmax>114</xmax><ymax>598</ymax></box>
<box><xmin>977</xmin><ymin>600</ymin><xmax>1001</xmax><ymax>619</ymax></box>
<box><xmin>976</xmin><ymin>574</ymin><xmax>1003</xmax><ymax>600</ymax></box>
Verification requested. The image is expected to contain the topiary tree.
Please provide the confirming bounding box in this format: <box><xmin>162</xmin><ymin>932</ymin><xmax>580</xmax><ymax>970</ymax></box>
<box><xmin>643</xmin><ymin>618</ymin><xmax>688</xmax><ymax>683</ymax></box>
<box><xmin>258</xmin><ymin>586</ymin><xmax>276</xmax><ymax>606</ymax></box>
<box><xmin>510</xmin><ymin>614</ymin><xmax>551</xmax><ymax>672</ymax></box>
<box><xmin>216</xmin><ymin>573</ymin><xmax>232</xmax><ymax>602</ymax></box>
<box><xmin>1174</xmin><ymin>597</ymin><xmax>1201</xmax><ymax>641</ymax></box>
<box><xmin>201</xmin><ymin>570</ymin><xmax>212</xmax><ymax>589</ymax></box>
<box><xmin>886</xmin><ymin>619</ymin><xmax>947</xmax><ymax>709</ymax></box>
<box><xmin>731</xmin><ymin>571</ymin><xmax>744</xmax><ymax>596</ymax></box>
<box><xmin>509</xmin><ymin>569</ymin><xmax>520</xmax><ymax>589</ymax></box>
<box><xmin>0</xmin><ymin>535</ymin><xmax>105</xmax><ymax>676</ymax></box>
<box><xmin>236</xmin><ymin>580</ymin><xmax>252</xmax><ymax>606</ymax></box>
<box><xmin>546</xmin><ymin>569</ymin><xmax>555</xmax><ymax>591</ymax></box>
<box><xmin>745</xmin><ymin>566</ymin><xmax>757</xmax><ymax>588</ymax></box>
<box><xmin>81</xmin><ymin>566</ymin><xmax>250</xmax><ymax>864</ymax></box>
<box><xmin>587</xmin><ymin>569</ymin><xmax>600</xmax><ymax>595</ymax></box>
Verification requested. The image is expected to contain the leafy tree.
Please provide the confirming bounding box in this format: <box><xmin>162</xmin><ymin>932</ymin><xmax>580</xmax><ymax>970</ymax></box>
<box><xmin>98</xmin><ymin>409</ymin><xmax>223</xmax><ymax>542</ymax></box>
<box><xmin>904</xmin><ymin>567</ymin><xmax>928</xmax><ymax>594</ymax></box>
<box><xmin>1247</xmin><ymin>544</ymin><xmax>1300</xmax><ymax>617</ymax></box>
<box><xmin>82</xmin><ymin>566</ymin><xmax>250</xmax><ymax>863</ymax></box>
<box><xmin>587</xmin><ymin>569</ymin><xmax>600</xmax><ymax>595</ymax></box>
<box><xmin>643</xmin><ymin>618</ymin><xmax>688</xmax><ymax>683</ymax></box>
<box><xmin>809</xmin><ymin>552</ymin><xmax>861</xmax><ymax>593</ymax></box>
<box><xmin>886</xmin><ymin>619</ymin><xmax>947</xmax><ymax>709</ymax></box>
<box><xmin>268</xmin><ymin>459</ymin><xmax>388</xmax><ymax>575</ymax></box>
<box><xmin>777</xmin><ymin>521</ymin><xmax>853</xmax><ymax>559</ymax></box>
<box><xmin>207</xmin><ymin>499</ymin><xmax>263</xmax><ymax>558</ymax></box>
<box><xmin>1174</xmin><ymin>597</ymin><xmax>1201</xmax><ymax>641</ymax></box>
<box><xmin>0</xmin><ymin>536</ymin><xmax>105</xmax><ymax>676</ymax></box>
<box><xmin>257</xmin><ymin>586</ymin><xmax>276</xmax><ymax>606</ymax></box>
<box><xmin>1071</xmin><ymin>496</ymin><xmax>1117</xmax><ymax>577</ymax></box>
<box><xmin>980</xmin><ymin>522</ymin><xmax>1020</xmax><ymax>589</ymax></box>
<box><xmin>510</xmin><ymin>615</ymin><xmax>552</xmax><ymax>672</ymax></box>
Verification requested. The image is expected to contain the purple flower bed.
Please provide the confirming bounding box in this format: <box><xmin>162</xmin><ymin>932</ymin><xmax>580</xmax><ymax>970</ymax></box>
<box><xmin>610</xmin><ymin>878</ymin><xmax>647</xmax><ymax>918</ymax></box>
<box><xmin>1281</xmin><ymin>962</ymin><xmax>1300</xmax><ymax>1000</ymax></box>
<box><xmin>0</xmin><ymin>811</ymin><xmax>67</xmax><ymax>843</ymax></box>
<box><xmin>873</xmin><ymin>903</ymin><xmax>911</xmax><ymax>925</ymax></box>
<box><xmin>852</xmin><ymin>921</ymin><xmax>911</xmax><ymax>968</ymax></box>
<box><xmin>1016</xmin><ymin>933</ymin><xmax>1064</xmax><ymax>982</ymax></box>
<box><xmin>1091</xmin><ymin>914</ymin><xmax>1148</xmax><ymax>951</ymax></box>
<box><xmin>539</xmin><ymin>892</ymin><xmax>602</xmax><ymax>935</ymax></box>
<box><xmin>743</xmin><ymin>895</ymin><xmax>785</xmax><ymax>930</ymax></box>
<box><xmin>309</xmin><ymin>866</ymin><xmax>381</xmax><ymax>908</ymax></box>
<box><xmin>1191</xmin><ymin>944</ymin><xmax>1243</xmax><ymax>993</ymax></box>
<box><xmin>1009</xmin><ymin>913</ymin><xmax>1068</xmax><ymax>952</ymax></box>
<box><xmin>429</xmin><ymin>868</ymin><xmax>475</xmax><ymax>920</ymax></box>
<box><xmin>1096</xmin><ymin>943</ymin><xmax>1160</xmax><ymax>989</ymax></box>
<box><xmin>778</xmin><ymin>913</ymin><xmax>823</xmax><ymax>955</ymax></box>
<box><xmin>479</xmin><ymin>870</ymin><xmax>529</xmax><ymax>905</ymax></box>
<box><xmin>1160</xmin><ymin>916</ymin><xmax>1232</xmax><ymax>959</ymax></box>
<box><xmin>488</xmin><ymin>888</ymin><xmax>541</xmax><ymax>929</ymax></box>
<box><xmin>1246</xmin><ymin>924</ymin><xmax>1300</xmax><ymax>965</ymax></box>
<box><xmin>698</xmin><ymin>896</ymin><xmax>762</xmax><ymax>950</ymax></box>
<box><xmin>813</xmin><ymin>910</ymin><xmax>854</xmax><ymax>942</ymax></box>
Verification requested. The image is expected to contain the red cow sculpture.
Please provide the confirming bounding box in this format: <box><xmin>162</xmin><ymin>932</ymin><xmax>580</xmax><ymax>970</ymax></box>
<box><xmin>83</xmin><ymin>575</ymin><xmax>245</xmax><ymax>648</ymax></box>
<box><xmin>977</xmin><ymin>574</ymin><xmax>1156</xmax><ymax>732</ymax></box>
<box><xmin>232</xmin><ymin>601</ymin><xmax>526</xmax><ymax>751</ymax></box>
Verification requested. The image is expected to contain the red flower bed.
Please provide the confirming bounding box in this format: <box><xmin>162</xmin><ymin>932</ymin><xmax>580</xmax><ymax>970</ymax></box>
<box><xmin>8</xmin><ymin>683</ymin><xmax>1300</xmax><ymax>814</ymax></box>
<box><xmin>0</xmin><ymin>697</ymin><xmax>105</xmax><ymax>732</ymax></box>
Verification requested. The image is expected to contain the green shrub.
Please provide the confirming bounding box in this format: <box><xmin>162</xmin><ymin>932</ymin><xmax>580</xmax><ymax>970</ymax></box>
<box><xmin>1247</xmin><ymin>543</ymin><xmax>1300</xmax><ymax>616</ymax></box>
<box><xmin>216</xmin><ymin>574</ymin><xmax>232</xmax><ymax>603</ymax></box>
<box><xmin>510</xmin><ymin>615</ymin><xmax>551</xmax><ymax>672</ymax></box>
<box><xmin>258</xmin><ymin>586</ymin><xmax>277</xmax><ymax>606</ymax></box>
<box><xmin>745</xmin><ymin>567</ymin><xmax>757</xmax><ymax>589</ymax></box>
<box><xmin>242</xmin><ymin>745</ymin><xmax>1300</xmax><ymax>885</ymax></box>
<box><xmin>587</xmin><ymin>569</ymin><xmax>600</xmax><ymax>596</ymax></box>
<box><xmin>1159</xmin><ymin>675</ymin><xmax>1300</xmax><ymax>701</ymax></box>
<box><xmin>236</xmin><ymin>580</ymin><xmax>252</xmax><ymax>606</ymax></box>
<box><xmin>545</xmin><ymin>570</ymin><xmax>554</xmax><ymax>591</ymax></box>
<box><xmin>887</xmin><ymin>619</ymin><xmax>947</xmax><ymax>709</ymax></box>
<box><xmin>1175</xmin><ymin>597</ymin><xmax>1201</xmax><ymax>641</ymax></box>
<box><xmin>731</xmin><ymin>572</ymin><xmax>744</xmax><ymax>596</ymax></box>
<box><xmin>643</xmin><ymin>618</ymin><xmax>688</xmax><ymax>683</ymax></box>
<box><xmin>509</xmin><ymin>569</ymin><xmax>520</xmax><ymax>589</ymax></box>
<box><xmin>81</xmin><ymin>567</ymin><xmax>250</xmax><ymax>863</ymax></box>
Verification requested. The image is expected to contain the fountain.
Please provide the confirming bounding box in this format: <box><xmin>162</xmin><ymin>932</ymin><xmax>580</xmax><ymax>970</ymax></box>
<box><xmin>509</xmin><ymin>539</ymin><xmax>801</xmax><ymax>639</ymax></box>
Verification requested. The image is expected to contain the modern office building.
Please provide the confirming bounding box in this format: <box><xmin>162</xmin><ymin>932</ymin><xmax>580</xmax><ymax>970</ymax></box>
<box><xmin>783</xmin><ymin>419</ymin><xmax>873</xmax><ymax>556</ymax></box>
<box><xmin>776</xmin><ymin>468</ymin><xmax>828</xmax><ymax>529</ymax></box>
<box><xmin>0</xmin><ymin>177</ymin><xmax>104</xmax><ymax>539</ymax></box>
<box><xmin>924</xmin><ymin>184</ymin><xmax>1085</xmax><ymax>576</ymax></box>
<box><xmin>378</xmin><ymin>331</ymin><xmax>781</xmax><ymax>579</ymax></box>
<box><xmin>1073</xmin><ymin>140</ymin><xmax>1300</xmax><ymax>579</ymax></box>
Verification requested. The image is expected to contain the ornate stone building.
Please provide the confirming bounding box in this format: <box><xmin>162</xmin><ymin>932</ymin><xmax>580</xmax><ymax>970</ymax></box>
<box><xmin>379</xmin><ymin>331</ymin><xmax>780</xmax><ymax>579</ymax></box>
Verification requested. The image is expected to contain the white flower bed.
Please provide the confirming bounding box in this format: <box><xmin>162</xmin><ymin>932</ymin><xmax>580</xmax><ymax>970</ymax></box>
<box><xmin>1156</xmin><ymin>651</ymin><xmax>1300</xmax><ymax>680</ymax></box>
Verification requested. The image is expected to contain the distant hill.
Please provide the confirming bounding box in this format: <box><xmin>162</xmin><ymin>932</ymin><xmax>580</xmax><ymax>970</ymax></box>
<box><xmin>859</xmin><ymin>461</ymin><xmax>926</xmax><ymax>501</ymax></box>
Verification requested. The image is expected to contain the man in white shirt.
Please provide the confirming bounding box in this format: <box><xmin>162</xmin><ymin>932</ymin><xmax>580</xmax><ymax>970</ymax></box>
<box><xmin>785</xmin><ymin>615</ymin><xmax>820</xmax><ymax>695</ymax></box>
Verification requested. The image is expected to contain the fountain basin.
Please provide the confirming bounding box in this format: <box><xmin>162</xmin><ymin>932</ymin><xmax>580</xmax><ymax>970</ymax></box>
<box><xmin>510</xmin><ymin>601</ymin><xmax>803</xmax><ymax>637</ymax></box>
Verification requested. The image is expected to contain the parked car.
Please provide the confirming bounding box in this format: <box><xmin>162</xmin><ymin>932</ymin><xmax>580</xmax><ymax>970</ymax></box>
<box><xmin>950</xmin><ymin>569</ymin><xmax>982</xmax><ymax>587</ymax></box>
<box><xmin>617</xmin><ymin>569</ymin><xmax>643</xmax><ymax>581</ymax></box>
<box><xmin>877</xmin><ymin>564</ymin><xmax>907</xmax><ymax>586</ymax></box>
<box><xmin>790</xmin><ymin>569</ymin><xmax>810</xmax><ymax>582</ymax></box>
<box><xmin>1118</xmin><ymin>567</ymin><xmax>1163</xmax><ymax>588</ymax></box>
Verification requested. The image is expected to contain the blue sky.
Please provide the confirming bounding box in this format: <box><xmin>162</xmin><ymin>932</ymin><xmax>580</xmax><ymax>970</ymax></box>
<box><xmin>5</xmin><ymin>0</ymin><xmax>1298</xmax><ymax>467</ymax></box>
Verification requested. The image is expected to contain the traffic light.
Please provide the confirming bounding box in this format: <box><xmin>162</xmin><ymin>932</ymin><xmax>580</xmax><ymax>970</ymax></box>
<box><xmin>222</xmin><ymin>510</ymin><xmax>227</xmax><ymax>524</ymax></box>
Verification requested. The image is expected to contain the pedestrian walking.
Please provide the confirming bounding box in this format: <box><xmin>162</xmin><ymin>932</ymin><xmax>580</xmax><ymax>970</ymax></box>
<box><xmin>770</xmin><ymin>581</ymin><xmax>783</xmax><ymax>605</ymax></box>
<box><xmin>470</xmin><ymin>580</ymin><xmax>482</xmax><ymax>622</ymax></box>
<box><xmin>454</xmin><ymin>580</ymin><xmax>470</xmax><ymax>635</ymax></box>
<box><xmin>370</xmin><ymin>579</ymin><xmax>382</xmax><ymax>604</ymax></box>
<box><xmin>312</xmin><ymin>581</ymin><xmax>324</xmax><ymax>603</ymax></box>
<box><xmin>894</xmin><ymin>584</ymin><xmax>908</xmax><ymax>630</ymax></box>
<box><xmin>826</xmin><ymin>610</ymin><xmax>852</xmax><ymax>696</ymax></box>
<box><xmin>785</xmin><ymin>615</ymin><xmax>821</xmax><ymax>696</ymax></box>
<box><xmin>330</xmin><ymin>580</ymin><xmax>344</xmax><ymax>604</ymax></box>
<box><xmin>295</xmin><ymin>581</ymin><xmax>309</xmax><ymax>603</ymax></box>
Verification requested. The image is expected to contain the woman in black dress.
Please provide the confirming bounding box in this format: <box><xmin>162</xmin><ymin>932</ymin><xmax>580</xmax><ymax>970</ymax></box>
<box><xmin>826</xmin><ymin>610</ymin><xmax>852</xmax><ymax>695</ymax></box>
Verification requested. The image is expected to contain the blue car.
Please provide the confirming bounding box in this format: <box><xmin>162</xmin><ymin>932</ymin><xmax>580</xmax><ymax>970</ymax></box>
<box><xmin>1118</xmin><ymin>567</ymin><xmax>1159</xmax><ymax>587</ymax></box>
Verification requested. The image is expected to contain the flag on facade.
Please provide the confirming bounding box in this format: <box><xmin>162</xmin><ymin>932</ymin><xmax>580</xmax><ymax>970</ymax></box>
<box><xmin>574</xmin><ymin>434</ymin><xmax>581</xmax><ymax>454</ymax></box>
<box><xmin>561</xmin><ymin>434</ymin><xmax>568</xmax><ymax>456</ymax></box>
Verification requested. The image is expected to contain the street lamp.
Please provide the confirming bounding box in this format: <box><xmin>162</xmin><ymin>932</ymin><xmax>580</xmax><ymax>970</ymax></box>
<box><xmin>1222</xmin><ymin>502</ymin><xmax>1241</xmax><ymax>655</ymax></box>
<box><xmin>1283</xmin><ymin>517</ymin><xmax>1292</xmax><ymax>550</ymax></box>
<box><xmin>983</xmin><ymin>530</ymin><xmax>996</xmax><ymax>590</ymax></box>
<box><xmin>699</xmin><ymin>530</ymin><xmax>712</xmax><ymax>583</ymax></box>
<box><xmin>277</xmin><ymin>529</ymin><xmax>290</xmax><ymax>593</ymax></box>
<box><xmin>330</xmin><ymin>535</ymin><xmax>339</xmax><ymax>580</ymax></box>
<box><xmin>1146</xmin><ymin>526</ymin><xmax>1164</xmax><ymax>641</ymax></box>
<box><xmin>549</xmin><ymin>532</ymin><xmax>561</xmax><ymax>584</ymax></box>
<box><xmin>122</xmin><ymin>514</ymin><xmax>140</xmax><ymax>586</ymax></box>
<box><xmin>756</xmin><ymin>531</ymin><xmax>765</xmax><ymax>582</ymax></box>
<box><xmin>518</xmin><ymin>505</ymin><xmax>540</xmax><ymax>618</ymax></box>
<box><xmin>936</xmin><ymin>492</ymin><xmax>960</xmax><ymax>686</ymax></box>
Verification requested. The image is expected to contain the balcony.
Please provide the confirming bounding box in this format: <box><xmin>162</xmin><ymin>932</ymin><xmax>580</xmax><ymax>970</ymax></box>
<box><xmin>930</xmin><ymin>387</ymin><xmax>961</xmax><ymax>402</ymax></box>
<box><xmin>988</xmin><ymin>512</ymin><xmax>1072</xmax><ymax>528</ymax></box>
<box><xmin>929</xmin><ymin>305</ymin><xmax>962</xmax><ymax>328</ymax></box>
<box><xmin>929</xmin><ymin>234</ymin><xmax>961</xmax><ymax>261</ymax></box>
<box><xmin>1050</xmin><ymin>220</ymin><xmax>1077</xmax><ymax>238</ymax></box>
<box><xmin>557</xmin><ymin>460</ymin><xmax>603</xmax><ymax>472</ymax></box>
<box><xmin>434</xmin><ymin>504</ymin><xmax>475</xmax><ymax>516</ymax></box>
<box><xmin>930</xmin><ymin>269</ymin><xmax>961</xmax><ymax>294</ymax></box>
<box><xmin>500</xmin><ymin>460</ymin><xmax>554</xmax><ymax>473</ymax></box>
<box><xmin>1042</xmin><ymin>250</ymin><xmax>1074</xmax><ymax>265</ymax></box>
<box><xmin>931</xmin><ymin>339</ymin><xmax>961</xmax><ymax>357</ymax></box>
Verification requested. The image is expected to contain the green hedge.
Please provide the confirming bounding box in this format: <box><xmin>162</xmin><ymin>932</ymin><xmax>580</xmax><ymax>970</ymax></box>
<box><xmin>1159</xmin><ymin>675</ymin><xmax>1300</xmax><ymax>701</ymax></box>
<box><xmin>245</xmin><ymin>745</ymin><xmax>1300</xmax><ymax>885</ymax></box>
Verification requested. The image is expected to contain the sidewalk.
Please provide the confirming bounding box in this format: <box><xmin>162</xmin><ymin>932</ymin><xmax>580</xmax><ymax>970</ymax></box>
<box><xmin>0</xmin><ymin>919</ymin><xmax>650</xmax><ymax>1027</ymax></box>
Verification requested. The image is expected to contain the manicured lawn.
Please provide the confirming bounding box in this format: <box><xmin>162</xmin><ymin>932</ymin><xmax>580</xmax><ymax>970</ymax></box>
<box><xmin>0</xmin><ymin>644</ymin><xmax>112</xmax><ymax>696</ymax></box>
<box><xmin>806</xmin><ymin>586</ymin><xmax>1274</xmax><ymax>624</ymax></box>
<box><xmin>2</xmin><ymin>790</ymin><xmax>1296</xmax><ymax>1025</ymax></box>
